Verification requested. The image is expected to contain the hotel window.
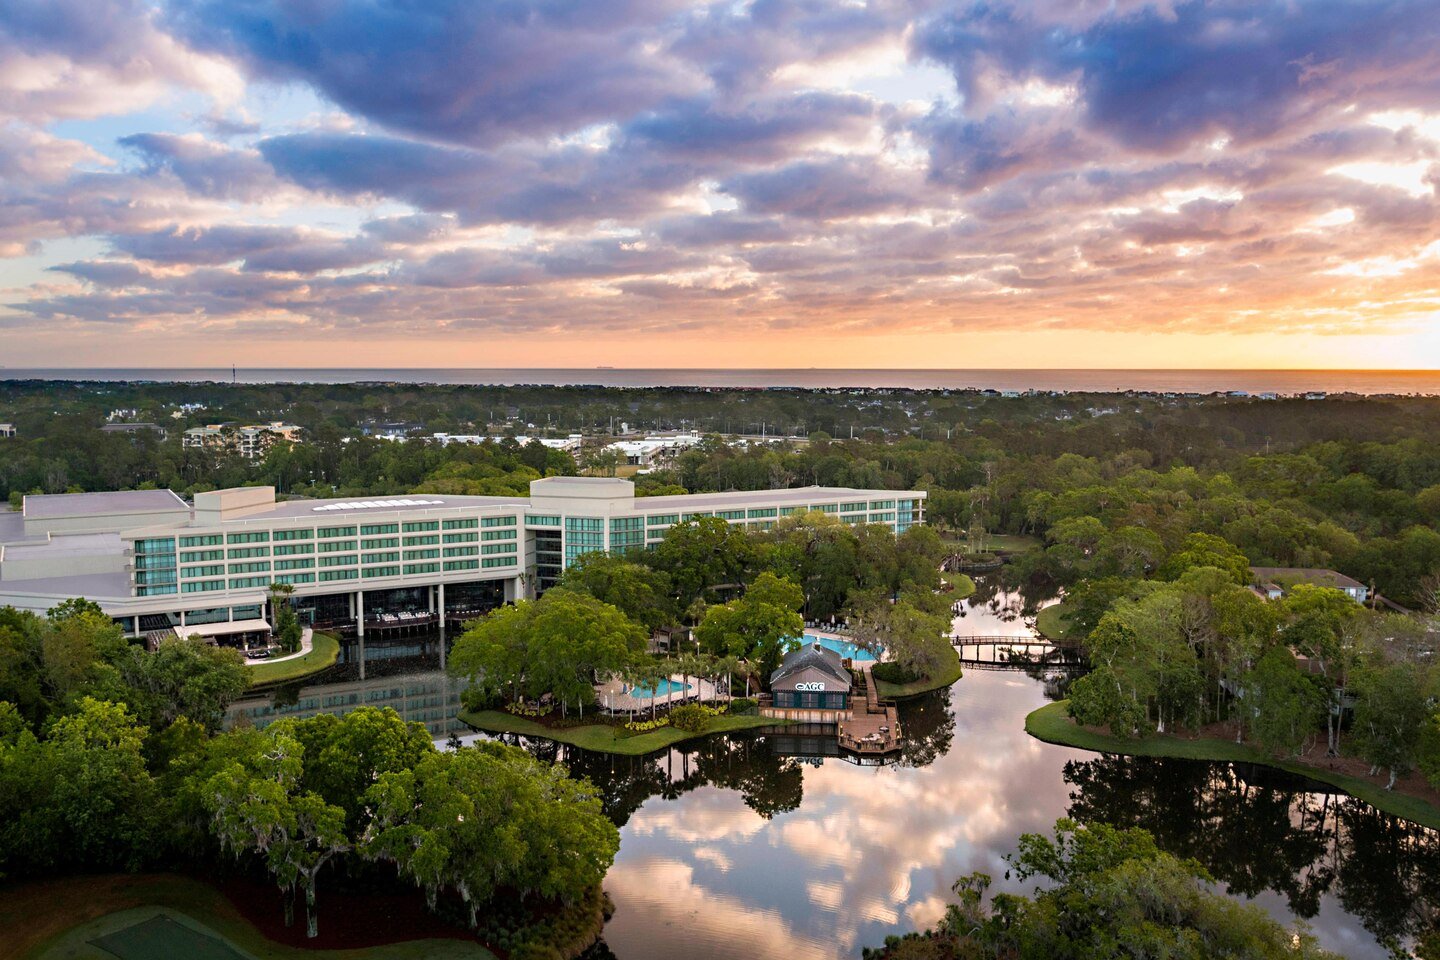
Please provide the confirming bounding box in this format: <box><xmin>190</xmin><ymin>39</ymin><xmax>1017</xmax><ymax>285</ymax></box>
<box><xmin>444</xmin><ymin>559</ymin><xmax>480</xmax><ymax>572</ymax></box>
<box><xmin>362</xmin><ymin>536</ymin><xmax>400</xmax><ymax>550</ymax></box>
<box><xmin>319</xmin><ymin>539</ymin><xmax>357</xmax><ymax>553</ymax></box>
<box><xmin>404</xmin><ymin>548</ymin><xmax>441</xmax><ymax>561</ymax></box>
<box><xmin>274</xmin><ymin>572</ymin><xmax>316</xmax><ymax>585</ymax></box>
<box><xmin>229</xmin><ymin>576</ymin><xmax>271</xmax><ymax>589</ymax></box>
<box><xmin>319</xmin><ymin>554</ymin><xmax>358</xmax><ymax>568</ymax></box>
<box><xmin>319</xmin><ymin>569</ymin><xmax>359</xmax><ymax>582</ymax></box>
<box><xmin>442</xmin><ymin>545</ymin><xmax>479</xmax><ymax>558</ymax></box>
<box><xmin>182</xmin><ymin>579</ymin><xmax>226</xmax><ymax>594</ymax></box>
<box><xmin>481</xmin><ymin>543</ymin><xmax>517</xmax><ymax>556</ymax></box>
<box><xmin>443</xmin><ymin>531</ymin><xmax>478</xmax><ymax>544</ymax></box>
<box><xmin>179</xmin><ymin>534</ymin><xmax>222</xmax><ymax>548</ymax></box>
<box><xmin>646</xmin><ymin>514</ymin><xmax>679</xmax><ymax>526</ymax></box>
<box><xmin>273</xmin><ymin>529</ymin><xmax>314</xmax><ymax>541</ymax></box>
<box><xmin>180</xmin><ymin>549</ymin><xmax>223</xmax><ymax>563</ymax></box>
<box><xmin>317</xmin><ymin>525</ymin><xmax>356</xmax><ymax>539</ymax></box>
<box><xmin>811</xmin><ymin>504</ymin><xmax>839</xmax><ymax>513</ymax></box>
<box><xmin>360</xmin><ymin>523</ymin><xmax>399</xmax><ymax>536</ymax></box>
<box><xmin>228</xmin><ymin>546</ymin><xmax>270</xmax><ymax>559</ymax></box>
<box><xmin>481</xmin><ymin>557</ymin><xmax>515</xmax><ymax>569</ymax></box>
<box><xmin>869</xmin><ymin>500</ymin><xmax>896</xmax><ymax>510</ymax></box>
<box><xmin>481</xmin><ymin>529</ymin><xmax>515</xmax><ymax>541</ymax></box>
<box><xmin>404</xmin><ymin>562</ymin><xmax>441</xmax><ymax>575</ymax></box>
<box><xmin>402</xmin><ymin>520</ymin><xmax>439</xmax><ymax>533</ymax></box>
<box><xmin>525</xmin><ymin>515</ymin><xmax>561</xmax><ymax>527</ymax></box>
<box><xmin>228</xmin><ymin>561</ymin><xmax>272</xmax><ymax>574</ymax></box>
<box><xmin>747</xmin><ymin>507</ymin><xmax>777</xmax><ymax>519</ymax></box>
<box><xmin>403</xmin><ymin>534</ymin><xmax>440</xmax><ymax>546</ymax></box>
<box><xmin>274</xmin><ymin>542</ymin><xmax>314</xmax><ymax>556</ymax></box>
<box><xmin>227</xmin><ymin>531</ymin><xmax>270</xmax><ymax>544</ymax></box>
<box><xmin>870</xmin><ymin>512</ymin><xmax>896</xmax><ymax>523</ymax></box>
<box><xmin>182</xmin><ymin>564</ymin><xmax>225</xmax><ymax>578</ymax></box>
<box><xmin>842</xmin><ymin>501</ymin><xmax>867</xmax><ymax>512</ymax></box>
<box><xmin>482</xmin><ymin>516</ymin><xmax>516</xmax><ymax>527</ymax></box>
<box><xmin>718</xmin><ymin>509</ymin><xmax>745</xmax><ymax>520</ymax></box>
<box><xmin>362</xmin><ymin>551</ymin><xmax>401</xmax><ymax>565</ymax></box>
<box><xmin>274</xmin><ymin>558</ymin><xmax>315</xmax><ymax>571</ymax></box>
<box><xmin>135</xmin><ymin>537</ymin><xmax>177</xmax><ymax>555</ymax></box>
<box><xmin>442</xmin><ymin>518</ymin><xmax>478</xmax><ymax>530</ymax></box>
<box><xmin>362</xmin><ymin>565</ymin><xmax>401</xmax><ymax>578</ymax></box>
<box><xmin>682</xmin><ymin>511</ymin><xmax>712</xmax><ymax>521</ymax></box>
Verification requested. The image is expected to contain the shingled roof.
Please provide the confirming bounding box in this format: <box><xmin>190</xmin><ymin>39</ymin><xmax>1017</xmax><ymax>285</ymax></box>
<box><xmin>770</xmin><ymin>642</ymin><xmax>852</xmax><ymax>688</ymax></box>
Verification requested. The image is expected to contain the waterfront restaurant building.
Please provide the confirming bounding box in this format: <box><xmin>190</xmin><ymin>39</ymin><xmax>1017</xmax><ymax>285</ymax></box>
<box><xmin>767</xmin><ymin>642</ymin><xmax>854</xmax><ymax>720</ymax></box>
<box><xmin>0</xmin><ymin>478</ymin><xmax>925</xmax><ymax>656</ymax></box>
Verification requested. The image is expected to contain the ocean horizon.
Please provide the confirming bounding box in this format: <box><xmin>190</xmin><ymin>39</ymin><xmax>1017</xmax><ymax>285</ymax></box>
<box><xmin>2</xmin><ymin>367</ymin><xmax>1439</xmax><ymax>395</ymax></box>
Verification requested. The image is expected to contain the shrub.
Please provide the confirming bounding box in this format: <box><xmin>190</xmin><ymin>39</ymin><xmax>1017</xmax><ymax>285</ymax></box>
<box><xmin>667</xmin><ymin>703</ymin><xmax>714</xmax><ymax>732</ymax></box>
<box><xmin>872</xmin><ymin>661</ymin><xmax>921</xmax><ymax>685</ymax></box>
<box><xmin>729</xmin><ymin>697</ymin><xmax>758</xmax><ymax>716</ymax></box>
<box><xmin>625</xmin><ymin>717</ymin><xmax>669</xmax><ymax>732</ymax></box>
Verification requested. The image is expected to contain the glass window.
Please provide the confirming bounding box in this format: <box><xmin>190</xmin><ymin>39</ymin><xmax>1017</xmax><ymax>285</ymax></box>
<box><xmin>402</xmin><ymin>520</ymin><xmax>439</xmax><ymax>533</ymax></box>
<box><xmin>227</xmin><ymin>546</ymin><xmax>270</xmax><ymax>559</ymax></box>
<box><xmin>274</xmin><ymin>542</ymin><xmax>314</xmax><ymax>556</ymax></box>
<box><xmin>319</xmin><ymin>554</ymin><xmax>358</xmax><ymax>568</ymax></box>
<box><xmin>482</xmin><ymin>515</ymin><xmax>516</xmax><ymax>527</ymax></box>
<box><xmin>360</xmin><ymin>523</ymin><xmax>399</xmax><ymax>536</ymax></box>
<box><xmin>273</xmin><ymin>529</ymin><xmax>314</xmax><ymax>541</ymax></box>
<box><xmin>180</xmin><ymin>549</ymin><xmax>224</xmax><ymax>563</ymax></box>
<box><xmin>179</xmin><ymin>534</ymin><xmax>222</xmax><ymax>548</ymax></box>
<box><xmin>525</xmin><ymin>515</ymin><xmax>561</xmax><ymax>527</ymax></box>
<box><xmin>317</xmin><ymin>525</ymin><xmax>357</xmax><ymax>539</ymax></box>
<box><xmin>319</xmin><ymin>569</ymin><xmax>359</xmax><ymax>582</ymax></box>
<box><xmin>227</xmin><ymin>531</ymin><xmax>270</xmax><ymax>544</ymax></box>
<box><xmin>645</xmin><ymin>514</ymin><xmax>679</xmax><ymax>526</ymax></box>
<box><xmin>274</xmin><ymin>572</ymin><xmax>316</xmax><ymax>585</ymax></box>
<box><xmin>746</xmin><ymin>507</ymin><xmax>777</xmax><ymax>519</ymax></box>
<box><xmin>443</xmin><ymin>531</ymin><xmax>479</xmax><ymax>544</ymax></box>
<box><xmin>181</xmin><ymin>580</ymin><xmax>225</xmax><ymax>594</ymax></box>
<box><xmin>403</xmin><ymin>534</ymin><xmax>440</xmax><ymax>546</ymax></box>
<box><xmin>362</xmin><ymin>565</ymin><xmax>400</xmax><ymax>578</ymax></box>
<box><xmin>404</xmin><ymin>562</ymin><xmax>441</xmax><ymax>575</ymax></box>
<box><xmin>318</xmin><ymin>539</ymin><xmax>357</xmax><ymax>553</ymax></box>
<box><xmin>181</xmin><ymin>564</ymin><xmax>225</xmax><ymax>578</ymax></box>
<box><xmin>442</xmin><ymin>518</ymin><xmax>478</xmax><ymax>530</ymax></box>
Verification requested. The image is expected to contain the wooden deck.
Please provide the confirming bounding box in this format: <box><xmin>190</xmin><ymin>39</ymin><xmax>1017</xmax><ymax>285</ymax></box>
<box><xmin>837</xmin><ymin>662</ymin><xmax>902</xmax><ymax>755</ymax></box>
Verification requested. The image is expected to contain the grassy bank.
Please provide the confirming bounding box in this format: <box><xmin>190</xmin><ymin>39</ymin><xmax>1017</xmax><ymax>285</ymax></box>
<box><xmin>1026</xmin><ymin>701</ymin><xmax>1440</xmax><ymax>830</ymax></box>
<box><xmin>1034</xmin><ymin>602</ymin><xmax>1077</xmax><ymax>641</ymax></box>
<box><xmin>247</xmin><ymin>631</ymin><xmax>340</xmax><ymax>688</ymax></box>
<box><xmin>872</xmin><ymin>648</ymin><xmax>964</xmax><ymax>700</ymax></box>
<box><xmin>7</xmin><ymin>873</ymin><xmax>493</xmax><ymax>960</ymax></box>
<box><xmin>459</xmin><ymin>709</ymin><xmax>790</xmax><ymax>756</ymax></box>
<box><xmin>946</xmin><ymin>573</ymin><xmax>976</xmax><ymax>599</ymax></box>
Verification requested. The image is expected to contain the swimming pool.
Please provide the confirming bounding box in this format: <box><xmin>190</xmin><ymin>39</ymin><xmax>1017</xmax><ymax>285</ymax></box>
<box><xmin>790</xmin><ymin>633</ymin><xmax>879</xmax><ymax>662</ymax></box>
<box><xmin>623</xmin><ymin>678</ymin><xmax>692</xmax><ymax>698</ymax></box>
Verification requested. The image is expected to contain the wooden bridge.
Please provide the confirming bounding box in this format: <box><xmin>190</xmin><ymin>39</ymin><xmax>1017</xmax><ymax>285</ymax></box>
<box><xmin>951</xmin><ymin>635</ymin><xmax>1086</xmax><ymax>668</ymax></box>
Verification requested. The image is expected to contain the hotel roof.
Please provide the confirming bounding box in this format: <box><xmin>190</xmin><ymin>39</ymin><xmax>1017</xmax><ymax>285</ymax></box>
<box><xmin>24</xmin><ymin>489</ymin><xmax>188</xmax><ymax>519</ymax></box>
<box><xmin>638</xmin><ymin>485</ymin><xmax>913</xmax><ymax>511</ymax></box>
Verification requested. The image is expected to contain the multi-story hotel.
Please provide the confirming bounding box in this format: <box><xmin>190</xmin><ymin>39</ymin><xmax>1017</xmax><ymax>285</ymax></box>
<box><xmin>0</xmin><ymin>478</ymin><xmax>925</xmax><ymax>649</ymax></box>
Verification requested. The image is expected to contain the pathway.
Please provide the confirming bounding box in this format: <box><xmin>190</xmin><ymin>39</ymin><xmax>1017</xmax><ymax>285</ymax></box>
<box><xmin>244</xmin><ymin>626</ymin><xmax>313</xmax><ymax>666</ymax></box>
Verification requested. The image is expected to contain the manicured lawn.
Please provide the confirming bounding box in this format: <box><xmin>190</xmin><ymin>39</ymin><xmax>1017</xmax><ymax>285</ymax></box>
<box><xmin>246</xmin><ymin>632</ymin><xmax>340</xmax><ymax>688</ymax></box>
<box><xmin>872</xmin><ymin>648</ymin><xmax>964</xmax><ymax>700</ymax></box>
<box><xmin>459</xmin><ymin>709</ymin><xmax>789</xmax><ymax>756</ymax></box>
<box><xmin>945</xmin><ymin>574</ymin><xmax>976</xmax><ymax>599</ymax></box>
<box><xmin>1034</xmin><ymin>602</ymin><xmax>1077</xmax><ymax>641</ymax></box>
<box><xmin>1026</xmin><ymin>701</ymin><xmax>1440</xmax><ymax>830</ymax></box>
<box><xmin>7</xmin><ymin>873</ymin><xmax>494</xmax><ymax>960</ymax></box>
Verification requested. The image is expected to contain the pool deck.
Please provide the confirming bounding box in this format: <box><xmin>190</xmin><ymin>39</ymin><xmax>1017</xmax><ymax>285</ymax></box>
<box><xmin>595</xmin><ymin>675</ymin><xmax>721</xmax><ymax>713</ymax></box>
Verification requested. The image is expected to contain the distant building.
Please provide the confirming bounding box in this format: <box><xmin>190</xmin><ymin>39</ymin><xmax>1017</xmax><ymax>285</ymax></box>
<box><xmin>100</xmin><ymin>423</ymin><xmax>167</xmax><ymax>439</ymax></box>
<box><xmin>604</xmin><ymin>432</ymin><xmax>704</xmax><ymax>466</ymax></box>
<box><xmin>0</xmin><ymin>423</ymin><xmax>15</xmax><ymax>438</ymax></box>
<box><xmin>184</xmin><ymin>422</ymin><xmax>300</xmax><ymax>459</ymax></box>
<box><xmin>106</xmin><ymin>408</ymin><xmax>140</xmax><ymax>422</ymax></box>
<box><xmin>1250</xmin><ymin>566</ymin><xmax>1370</xmax><ymax>604</ymax></box>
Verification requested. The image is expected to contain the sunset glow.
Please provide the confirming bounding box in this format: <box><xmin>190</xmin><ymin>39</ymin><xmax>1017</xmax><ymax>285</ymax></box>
<box><xmin>2</xmin><ymin>0</ymin><xmax>1439</xmax><ymax>369</ymax></box>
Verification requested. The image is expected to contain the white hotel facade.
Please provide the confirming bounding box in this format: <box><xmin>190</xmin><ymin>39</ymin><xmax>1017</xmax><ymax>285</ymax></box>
<box><xmin>0</xmin><ymin>477</ymin><xmax>925</xmax><ymax>649</ymax></box>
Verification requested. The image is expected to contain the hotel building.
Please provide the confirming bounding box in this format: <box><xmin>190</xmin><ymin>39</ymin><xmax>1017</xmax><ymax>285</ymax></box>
<box><xmin>0</xmin><ymin>478</ymin><xmax>925</xmax><ymax>663</ymax></box>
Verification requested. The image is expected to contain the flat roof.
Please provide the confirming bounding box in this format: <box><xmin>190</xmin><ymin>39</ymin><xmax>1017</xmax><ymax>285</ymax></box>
<box><xmin>1249</xmin><ymin>566</ymin><xmax>1366</xmax><ymax>591</ymax></box>
<box><xmin>235</xmin><ymin>493</ymin><xmax>529</xmax><ymax>523</ymax></box>
<box><xmin>636</xmin><ymin>486</ymin><xmax>919</xmax><ymax>511</ymax></box>
<box><xmin>177</xmin><ymin>618</ymin><xmax>271</xmax><ymax>637</ymax></box>
<box><xmin>24</xmin><ymin>489</ymin><xmax>189</xmax><ymax>519</ymax></box>
<box><xmin>0</xmin><ymin>511</ymin><xmax>26</xmax><ymax>544</ymax></box>
<box><xmin>0</xmin><ymin>570</ymin><xmax>133</xmax><ymax>600</ymax></box>
<box><xmin>2</xmin><ymin>532</ymin><xmax>125</xmax><ymax>561</ymax></box>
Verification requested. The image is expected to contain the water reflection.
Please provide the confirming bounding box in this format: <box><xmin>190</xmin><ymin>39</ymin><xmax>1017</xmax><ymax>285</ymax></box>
<box><xmin>544</xmin><ymin>669</ymin><xmax>1434</xmax><ymax>960</ymax></box>
<box><xmin>227</xmin><ymin>668</ymin><xmax>468</xmax><ymax>738</ymax></box>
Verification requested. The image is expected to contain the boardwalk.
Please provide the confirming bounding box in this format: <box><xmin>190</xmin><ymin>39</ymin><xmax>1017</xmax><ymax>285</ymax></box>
<box><xmin>952</xmin><ymin>635</ymin><xmax>1086</xmax><ymax>668</ymax></box>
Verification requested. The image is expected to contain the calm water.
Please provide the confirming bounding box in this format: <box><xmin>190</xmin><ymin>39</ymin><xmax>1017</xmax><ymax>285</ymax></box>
<box><xmin>225</xmin><ymin>582</ymin><xmax>1438</xmax><ymax>958</ymax></box>
<box><xmin>4</xmin><ymin>368</ymin><xmax>1440</xmax><ymax>394</ymax></box>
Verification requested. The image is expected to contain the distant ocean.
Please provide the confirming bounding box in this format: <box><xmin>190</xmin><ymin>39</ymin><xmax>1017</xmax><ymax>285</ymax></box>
<box><xmin>2</xmin><ymin>368</ymin><xmax>1439</xmax><ymax>395</ymax></box>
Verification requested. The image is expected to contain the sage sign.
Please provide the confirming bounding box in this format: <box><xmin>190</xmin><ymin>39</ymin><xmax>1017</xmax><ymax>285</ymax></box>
<box><xmin>796</xmin><ymin>681</ymin><xmax>826</xmax><ymax>691</ymax></box>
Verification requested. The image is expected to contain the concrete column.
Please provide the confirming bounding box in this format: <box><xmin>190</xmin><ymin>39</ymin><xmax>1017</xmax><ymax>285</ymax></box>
<box><xmin>356</xmin><ymin>588</ymin><xmax>366</xmax><ymax>680</ymax></box>
<box><xmin>179</xmin><ymin>610</ymin><xmax>187</xmax><ymax>628</ymax></box>
<box><xmin>437</xmin><ymin>581</ymin><xmax>447</xmax><ymax>671</ymax></box>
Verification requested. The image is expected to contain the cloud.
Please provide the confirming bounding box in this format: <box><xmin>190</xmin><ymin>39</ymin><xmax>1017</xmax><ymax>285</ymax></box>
<box><xmin>163</xmin><ymin>0</ymin><xmax>703</xmax><ymax>147</ymax></box>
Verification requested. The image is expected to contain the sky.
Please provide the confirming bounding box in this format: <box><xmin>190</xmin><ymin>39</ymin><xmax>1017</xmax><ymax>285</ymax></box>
<box><xmin>2</xmin><ymin>0</ymin><xmax>1439</xmax><ymax>370</ymax></box>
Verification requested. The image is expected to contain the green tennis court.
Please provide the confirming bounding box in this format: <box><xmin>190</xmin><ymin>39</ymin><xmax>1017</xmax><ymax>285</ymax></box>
<box><xmin>90</xmin><ymin>914</ymin><xmax>250</xmax><ymax>960</ymax></box>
